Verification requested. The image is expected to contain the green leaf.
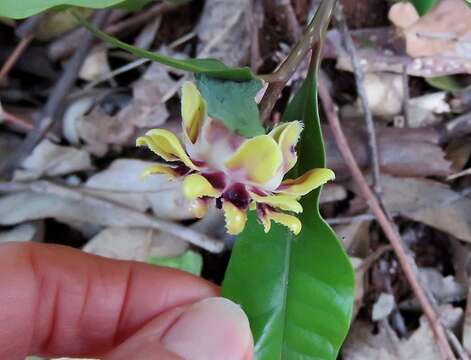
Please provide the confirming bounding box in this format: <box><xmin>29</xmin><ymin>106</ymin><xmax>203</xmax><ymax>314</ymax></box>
<box><xmin>195</xmin><ymin>74</ymin><xmax>265</xmax><ymax>137</ymax></box>
<box><xmin>426</xmin><ymin>75</ymin><xmax>467</xmax><ymax>92</ymax></box>
<box><xmin>148</xmin><ymin>250</ymin><xmax>203</xmax><ymax>276</ymax></box>
<box><xmin>73</xmin><ymin>12</ymin><xmax>256</xmax><ymax>81</ymax></box>
<box><xmin>222</xmin><ymin>2</ymin><xmax>355</xmax><ymax>359</ymax></box>
<box><xmin>411</xmin><ymin>0</ymin><xmax>438</xmax><ymax>15</ymax></box>
<box><xmin>0</xmin><ymin>0</ymin><xmax>124</xmax><ymax>19</ymax></box>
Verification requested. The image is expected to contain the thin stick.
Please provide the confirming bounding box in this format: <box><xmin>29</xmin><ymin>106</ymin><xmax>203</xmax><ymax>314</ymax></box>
<box><xmin>259</xmin><ymin>0</ymin><xmax>335</xmax><ymax>122</ymax></box>
<box><xmin>335</xmin><ymin>4</ymin><xmax>381</xmax><ymax>195</ymax></box>
<box><xmin>0</xmin><ymin>180</ymin><xmax>224</xmax><ymax>253</ymax></box>
<box><xmin>0</xmin><ymin>10</ymin><xmax>110</xmax><ymax>179</ymax></box>
<box><xmin>0</xmin><ymin>35</ymin><xmax>33</xmax><ymax>84</ymax></box>
<box><xmin>402</xmin><ymin>64</ymin><xmax>410</xmax><ymax>128</ymax></box>
<box><xmin>318</xmin><ymin>78</ymin><xmax>456</xmax><ymax>360</ymax></box>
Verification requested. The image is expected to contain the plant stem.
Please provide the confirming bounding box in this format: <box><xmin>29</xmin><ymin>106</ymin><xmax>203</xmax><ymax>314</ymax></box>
<box><xmin>259</xmin><ymin>0</ymin><xmax>336</xmax><ymax>123</ymax></box>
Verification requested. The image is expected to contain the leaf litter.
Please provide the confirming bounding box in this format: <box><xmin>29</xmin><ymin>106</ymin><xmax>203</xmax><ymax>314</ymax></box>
<box><xmin>2</xmin><ymin>1</ymin><xmax>471</xmax><ymax>359</ymax></box>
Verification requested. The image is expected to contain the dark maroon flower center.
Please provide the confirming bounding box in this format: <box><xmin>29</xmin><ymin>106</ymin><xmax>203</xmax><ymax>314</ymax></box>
<box><xmin>223</xmin><ymin>183</ymin><xmax>250</xmax><ymax>209</ymax></box>
<box><xmin>203</xmin><ymin>172</ymin><xmax>226</xmax><ymax>190</ymax></box>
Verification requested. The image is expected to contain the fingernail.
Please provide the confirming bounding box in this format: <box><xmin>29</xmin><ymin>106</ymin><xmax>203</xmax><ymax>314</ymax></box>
<box><xmin>162</xmin><ymin>297</ymin><xmax>252</xmax><ymax>360</ymax></box>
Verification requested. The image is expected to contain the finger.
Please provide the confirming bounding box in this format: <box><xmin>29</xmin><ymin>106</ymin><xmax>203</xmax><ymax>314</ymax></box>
<box><xmin>0</xmin><ymin>242</ymin><xmax>218</xmax><ymax>359</ymax></box>
<box><xmin>105</xmin><ymin>298</ymin><xmax>253</xmax><ymax>360</ymax></box>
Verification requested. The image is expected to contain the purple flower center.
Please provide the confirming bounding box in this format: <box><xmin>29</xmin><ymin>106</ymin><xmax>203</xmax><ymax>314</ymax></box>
<box><xmin>223</xmin><ymin>183</ymin><xmax>250</xmax><ymax>209</ymax></box>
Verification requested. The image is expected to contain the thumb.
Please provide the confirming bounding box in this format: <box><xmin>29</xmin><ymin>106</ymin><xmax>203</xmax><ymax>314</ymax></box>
<box><xmin>105</xmin><ymin>297</ymin><xmax>253</xmax><ymax>360</ymax></box>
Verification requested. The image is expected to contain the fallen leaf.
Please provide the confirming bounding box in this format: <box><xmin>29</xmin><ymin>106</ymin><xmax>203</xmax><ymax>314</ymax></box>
<box><xmin>117</xmin><ymin>62</ymin><xmax>176</xmax><ymax>128</ymax></box>
<box><xmin>388</xmin><ymin>2</ymin><xmax>420</xmax><ymax>29</ymax></box>
<box><xmin>408</xmin><ymin>92</ymin><xmax>450</xmax><ymax>127</ymax></box>
<box><xmin>83</xmin><ymin>227</ymin><xmax>188</xmax><ymax>261</ymax></box>
<box><xmin>196</xmin><ymin>0</ymin><xmax>250</xmax><ymax>65</ymax></box>
<box><xmin>84</xmin><ymin>159</ymin><xmax>194</xmax><ymax>220</ymax></box>
<box><xmin>343</xmin><ymin>305</ymin><xmax>463</xmax><ymax>360</ymax></box>
<box><xmin>380</xmin><ymin>175</ymin><xmax>471</xmax><ymax>243</ymax></box>
<box><xmin>324</xmin><ymin>124</ymin><xmax>451</xmax><ymax>178</ymax></box>
<box><xmin>400</xmin><ymin>0</ymin><xmax>471</xmax><ymax>58</ymax></box>
<box><xmin>336</xmin><ymin>221</ymin><xmax>370</xmax><ymax>256</ymax></box>
<box><xmin>0</xmin><ymin>222</ymin><xmax>43</xmax><ymax>243</ymax></box>
<box><xmin>363</xmin><ymin>72</ymin><xmax>404</xmax><ymax>117</ymax></box>
<box><xmin>419</xmin><ymin>267</ymin><xmax>466</xmax><ymax>304</ymax></box>
<box><xmin>79</xmin><ymin>45</ymin><xmax>111</xmax><ymax>82</ymax></box>
<box><xmin>14</xmin><ymin>139</ymin><xmax>93</xmax><ymax>181</ymax></box>
<box><xmin>372</xmin><ymin>293</ymin><xmax>395</xmax><ymax>321</ymax></box>
<box><xmin>328</xmin><ymin>27</ymin><xmax>471</xmax><ymax>77</ymax></box>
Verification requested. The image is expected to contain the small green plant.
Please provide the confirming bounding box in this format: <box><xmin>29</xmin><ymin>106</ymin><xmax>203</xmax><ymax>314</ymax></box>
<box><xmin>0</xmin><ymin>1</ymin><xmax>355</xmax><ymax>358</ymax></box>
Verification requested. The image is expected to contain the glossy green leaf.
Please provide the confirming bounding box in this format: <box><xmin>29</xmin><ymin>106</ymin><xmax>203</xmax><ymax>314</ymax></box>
<box><xmin>426</xmin><ymin>75</ymin><xmax>467</xmax><ymax>92</ymax></box>
<box><xmin>411</xmin><ymin>0</ymin><xmax>438</xmax><ymax>15</ymax></box>
<box><xmin>196</xmin><ymin>74</ymin><xmax>265</xmax><ymax>137</ymax></box>
<box><xmin>74</xmin><ymin>12</ymin><xmax>256</xmax><ymax>81</ymax></box>
<box><xmin>148</xmin><ymin>250</ymin><xmax>203</xmax><ymax>276</ymax></box>
<box><xmin>0</xmin><ymin>0</ymin><xmax>124</xmax><ymax>19</ymax></box>
<box><xmin>222</xmin><ymin>1</ymin><xmax>355</xmax><ymax>358</ymax></box>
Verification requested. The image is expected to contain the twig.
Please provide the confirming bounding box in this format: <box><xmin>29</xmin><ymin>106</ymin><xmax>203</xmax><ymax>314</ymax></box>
<box><xmin>105</xmin><ymin>2</ymin><xmax>179</xmax><ymax>35</ymax></box>
<box><xmin>1</xmin><ymin>109</ymin><xmax>33</xmax><ymax>130</ymax></box>
<box><xmin>0</xmin><ymin>14</ymin><xmax>44</xmax><ymax>83</ymax></box>
<box><xmin>447</xmin><ymin>168</ymin><xmax>471</xmax><ymax>181</ymax></box>
<box><xmin>48</xmin><ymin>2</ymin><xmax>180</xmax><ymax>61</ymax></box>
<box><xmin>0</xmin><ymin>180</ymin><xmax>224</xmax><ymax>253</ymax></box>
<box><xmin>249</xmin><ymin>0</ymin><xmax>264</xmax><ymax>71</ymax></box>
<box><xmin>0</xmin><ymin>35</ymin><xmax>33</xmax><ymax>84</ymax></box>
<box><xmin>278</xmin><ymin>0</ymin><xmax>302</xmax><ymax>42</ymax></box>
<box><xmin>318</xmin><ymin>77</ymin><xmax>456</xmax><ymax>360</ymax></box>
<box><xmin>335</xmin><ymin>4</ymin><xmax>381</xmax><ymax>195</ymax></box>
<box><xmin>402</xmin><ymin>64</ymin><xmax>410</xmax><ymax>128</ymax></box>
<box><xmin>0</xmin><ymin>10</ymin><xmax>110</xmax><ymax>179</ymax></box>
<box><xmin>259</xmin><ymin>0</ymin><xmax>335</xmax><ymax>122</ymax></box>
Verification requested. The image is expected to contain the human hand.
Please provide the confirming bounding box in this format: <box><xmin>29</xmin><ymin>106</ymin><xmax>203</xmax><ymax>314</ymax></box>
<box><xmin>0</xmin><ymin>242</ymin><xmax>253</xmax><ymax>360</ymax></box>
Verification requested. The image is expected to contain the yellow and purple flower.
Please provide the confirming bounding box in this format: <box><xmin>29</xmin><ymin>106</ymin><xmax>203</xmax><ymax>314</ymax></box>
<box><xmin>136</xmin><ymin>82</ymin><xmax>334</xmax><ymax>235</ymax></box>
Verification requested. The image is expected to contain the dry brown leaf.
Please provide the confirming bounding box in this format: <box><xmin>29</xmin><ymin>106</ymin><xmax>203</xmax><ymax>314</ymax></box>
<box><xmin>117</xmin><ymin>62</ymin><xmax>176</xmax><ymax>128</ymax></box>
<box><xmin>380</xmin><ymin>175</ymin><xmax>471</xmax><ymax>243</ymax></box>
<box><xmin>363</xmin><ymin>73</ymin><xmax>403</xmax><ymax>117</ymax></box>
<box><xmin>328</xmin><ymin>27</ymin><xmax>471</xmax><ymax>77</ymax></box>
<box><xmin>419</xmin><ymin>268</ymin><xmax>466</xmax><ymax>304</ymax></box>
<box><xmin>343</xmin><ymin>305</ymin><xmax>463</xmax><ymax>360</ymax></box>
<box><xmin>196</xmin><ymin>0</ymin><xmax>250</xmax><ymax>65</ymax></box>
<box><xmin>388</xmin><ymin>2</ymin><xmax>419</xmax><ymax>29</ymax></box>
<box><xmin>408</xmin><ymin>92</ymin><xmax>450</xmax><ymax>128</ymax></box>
<box><xmin>401</xmin><ymin>0</ymin><xmax>471</xmax><ymax>58</ymax></box>
<box><xmin>83</xmin><ymin>227</ymin><xmax>188</xmax><ymax>261</ymax></box>
<box><xmin>14</xmin><ymin>139</ymin><xmax>93</xmax><ymax>181</ymax></box>
<box><xmin>372</xmin><ymin>293</ymin><xmax>395</xmax><ymax>321</ymax></box>
<box><xmin>84</xmin><ymin>159</ymin><xmax>194</xmax><ymax>220</ymax></box>
<box><xmin>320</xmin><ymin>183</ymin><xmax>347</xmax><ymax>204</ymax></box>
<box><xmin>336</xmin><ymin>221</ymin><xmax>370</xmax><ymax>256</ymax></box>
<box><xmin>325</xmin><ymin>125</ymin><xmax>451</xmax><ymax>178</ymax></box>
<box><xmin>79</xmin><ymin>46</ymin><xmax>111</xmax><ymax>82</ymax></box>
<box><xmin>0</xmin><ymin>222</ymin><xmax>43</xmax><ymax>243</ymax></box>
<box><xmin>351</xmin><ymin>257</ymin><xmax>366</xmax><ymax>320</ymax></box>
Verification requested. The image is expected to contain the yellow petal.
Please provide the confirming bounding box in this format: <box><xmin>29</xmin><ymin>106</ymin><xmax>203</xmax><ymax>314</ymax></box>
<box><xmin>189</xmin><ymin>199</ymin><xmax>208</xmax><ymax>219</ymax></box>
<box><xmin>260</xmin><ymin>211</ymin><xmax>271</xmax><ymax>233</ymax></box>
<box><xmin>277</xmin><ymin>168</ymin><xmax>335</xmax><ymax>196</ymax></box>
<box><xmin>278</xmin><ymin>121</ymin><xmax>303</xmax><ymax>172</ymax></box>
<box><xmin>224</xmin><ymin>135</ymin><xmax>282</xmax><ymax>184</ymax></box>
<box><xmin>223</xmin><ymin>201</ymin><xmax>248</xmax><ymax>235</ymax></box>
<box><xmin>181</xmin><ymin>82</ymin><xmax>206</xmax><ymax>143</ymax></box>
<box><xmin>269</xmin><ymin>122</ymin><xmax>291</xmax><ymax>142</ymax></box>
<box><xmin>182</xmin><ymin>174</ymin><xmax>221</xmax><ymax>200</ymax></box>
<box><xmin>136</xmin><ymin>129</ymin><xmax>197</xmax><ymax>170</ymax></box>
<box><xmin>269</xmin><ymin>211</ymin><xmax>302</xmax><ymax>235</ymax></box>
<box><xmin>140</xmin><ymin>164</ymin><xmax>180</xmax><ymax>180</ymax></box>
<box><xmin>249</xmin><ymin>192</ymin><xmax>303</xmax><ymax>213</ymax></box>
